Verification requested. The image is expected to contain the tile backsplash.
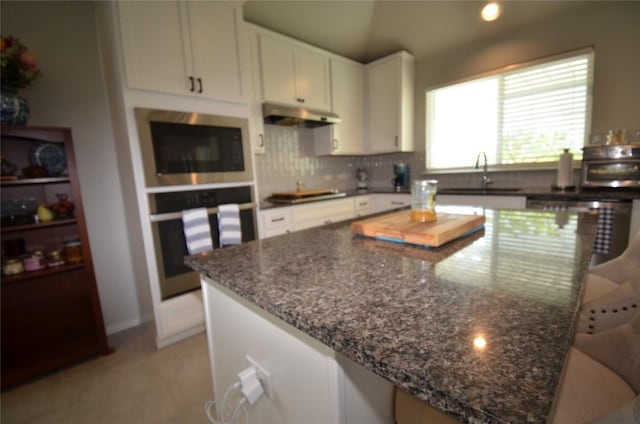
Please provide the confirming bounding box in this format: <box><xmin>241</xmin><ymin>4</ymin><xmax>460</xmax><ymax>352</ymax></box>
<box><xmin>254</xmin><ymin>125</ymin><xmax>571</xmax><ymax>201</ymax></box>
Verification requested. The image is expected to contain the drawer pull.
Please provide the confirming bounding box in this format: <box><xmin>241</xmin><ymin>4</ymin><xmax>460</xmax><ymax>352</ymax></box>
<box><xmin>271</xmin><ymin>217</ymin><xmax>285</xmax><ymax>222</ymax></box>
<box><xmin>391</xmin><ymin>201</ymin><xmax>404</xmax><ymax>205</ymax></box>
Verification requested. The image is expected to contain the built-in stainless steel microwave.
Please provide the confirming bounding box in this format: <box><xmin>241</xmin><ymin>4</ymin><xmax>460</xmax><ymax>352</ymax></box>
<box><xmin>135</xmin><ymin>108</ymin><xmax>253</xmax><ymax>187</ymax></box>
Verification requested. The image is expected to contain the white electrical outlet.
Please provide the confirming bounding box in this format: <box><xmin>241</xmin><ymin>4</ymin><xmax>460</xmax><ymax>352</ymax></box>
<box><xmin>246</xmin><ymin>355</ymin><xmax>274</xmax><ymax>399</ymax></box>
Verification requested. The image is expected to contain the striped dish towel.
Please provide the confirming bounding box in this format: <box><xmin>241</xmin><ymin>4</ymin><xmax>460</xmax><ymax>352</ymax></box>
<box><xmin>218</xmin><ymin>204</ymin><xmax>242</xmax><ymax>247</ymax></box>
<box><xmin>182</xmin><ymin>208</ymin><xmax>213</xmax><ymax>254</ymax></box>
<box><xmin>593</xmin><ymin>208</ymin><xmax>615</xmax><ymax>255</ymax></box>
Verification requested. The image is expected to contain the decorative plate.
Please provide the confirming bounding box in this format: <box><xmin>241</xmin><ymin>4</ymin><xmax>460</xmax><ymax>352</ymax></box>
<box><xmin>28</xmin><ymin>143</ymin><xmax>67</xmax><ymax>177</ymax></box>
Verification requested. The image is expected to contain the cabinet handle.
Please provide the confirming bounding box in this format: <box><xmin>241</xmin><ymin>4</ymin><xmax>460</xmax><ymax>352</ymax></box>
<box><xmin>359</xmin><ymin>202</ymin><xmax>368</xmax><ymax>207</ymax></box>
<box><xmin>394</xmin><ymin>136</ymin><xmax>399</xmax><ymax>147</ymax></box>
<box><xmin>189</xmin><ymin>76</ymin><xmax>195</xmax><ymax>92</ymax></box>
<box><xmin>297</xmin><ymin>98</ymin><xmax>305</xmax><ymax>103</ymax></box>
<box><xmin>332</xmin><ymin>139</ymin><xmax>339</xmax><ymax>151</ymax></box>
<box><xmin>197</xmin><ymin>78</ymin><xmax>203</xmax><ymax>93</ymax></box>
<box><xmin>391</xmin><ymin>201</ymin><xmax>404</xmax><ymax>205</ymax></box>
<box><xmin>271</xmin><ymin>217</ymin><xmax>285</xmax><ymax>222</ymax></box>
<box><xmin>259</xmin><ymin>134</ymin><xmax>264</xmax><ymax>148</ymax></box>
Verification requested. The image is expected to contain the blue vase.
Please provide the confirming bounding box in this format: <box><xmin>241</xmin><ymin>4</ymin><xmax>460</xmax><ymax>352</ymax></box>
<box><xmin>1</xmin><ymin>89</ymin><xmax>30</xmax><ymax>126</ymax></box>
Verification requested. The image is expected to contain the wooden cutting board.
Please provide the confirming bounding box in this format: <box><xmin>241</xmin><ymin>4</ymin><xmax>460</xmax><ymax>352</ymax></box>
<box><xmin>270</xmin><ymin>188</ymin><xmax>335</xmax><ymax>199</ymax></box>
<box><xmin>351</xmin><ymin>210</ymin><xmax>485</xmax><ymax>248</ymax></box>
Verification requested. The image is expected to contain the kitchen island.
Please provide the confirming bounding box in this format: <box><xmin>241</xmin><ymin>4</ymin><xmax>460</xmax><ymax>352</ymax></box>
<box><xmin>186</xmin><ymin>207</ymin><xmax>597</xmax><ymax>423</ymax></box>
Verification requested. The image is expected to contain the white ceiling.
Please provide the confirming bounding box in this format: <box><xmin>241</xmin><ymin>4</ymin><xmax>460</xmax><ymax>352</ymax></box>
<box><xmin>243</xmin><ymin>0</ymin><xmax>594</xmax><ymax>63</ymax></box>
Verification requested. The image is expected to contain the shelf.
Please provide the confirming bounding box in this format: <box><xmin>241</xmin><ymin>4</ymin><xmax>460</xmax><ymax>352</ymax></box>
<box><xmin>1</xmin><ymin>218</ymin><xmax>77</xmax><ymax>233</ymax></box>
<box><xmin>1</xmin><ymin>176</ymin><xmax>70</xmax><ymax>186</ymax></box>
<box><xmin>1</xmin><ymin>262</ymin><xmax>85</xmax><ymax>285</ymax></box>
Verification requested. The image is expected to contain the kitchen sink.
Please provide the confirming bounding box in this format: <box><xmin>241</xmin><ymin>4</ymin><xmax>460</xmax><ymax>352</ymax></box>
<box><xmin>439</xmin><ymin>187</ymin><xmax>522</xmax><ymax>194</ymax></box>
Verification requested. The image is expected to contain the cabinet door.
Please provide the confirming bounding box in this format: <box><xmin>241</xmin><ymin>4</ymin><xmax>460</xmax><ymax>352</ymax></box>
<box><xmin>187</xmin><ymin>2</ymin><xmax>246</xmax><ymax>102</ymax></box>
<box><xmin>259</xmin><ymin>36</ymin><xmax>297</xmax><ymax>105</ymax></box>
<box><xmin>118</xmin><ymin>1</ymin><xmax>191</xmax><ymax>95</ymax></box>
<box><xmin>259</xmin><ymin>35</ymin><xmax>330</xmax><ymax>110</ymax></box>
<box><xmin>246</xmin><ymin>26</ymin><xmax>266</xmax><ymax>154</ymax></box>
<box><xmin>366</xmin><ymin>52</ymin><xmax>414</xmax><ymax>154</ymax></box>
<box><xmin>314</xmin><ymin>59</ymin><xmax>365</xmax><ymax>155</ymax></box>
<box><xmin>367</xmin><ymin>57</ymin><xmax>400</xmax><ymax>154</ymax></box>
<box><xmin>294</xmin><ymin>47</ymin><xmax>330</xmax><ymax>110</ymax></box>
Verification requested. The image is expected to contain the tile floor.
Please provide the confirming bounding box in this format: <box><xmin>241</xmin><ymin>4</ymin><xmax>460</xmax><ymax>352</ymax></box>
<box><xmin>0</xmin><ymin>324</ymin><xmax>214</xmax><ymax>424</ymax></box>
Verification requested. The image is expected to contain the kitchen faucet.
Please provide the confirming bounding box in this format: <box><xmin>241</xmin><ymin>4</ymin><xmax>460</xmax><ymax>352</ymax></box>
<box><xmin>475</xmin><ymin>152</ymin><xmax>494</xmax><ymax>190</ymax></box>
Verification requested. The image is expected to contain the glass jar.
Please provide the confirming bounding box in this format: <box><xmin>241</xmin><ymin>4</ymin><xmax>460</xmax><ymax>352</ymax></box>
<box><xmin>411</xmin><ymin>179</ymin><xmax>438</xmax><ymax>223</ymax></box>
<box><xmin>3</xmin><ymin>258</ymin><xmax>24</xmax><ymax>276</ymax></box>
<box><xmin>47</xmin><ymin>250</ymin><xmax>65</xmax><ymax>267</ymax></box>
<box><xmin>63</xmin><ymin>240</ymin><xmax>83</xmax><ymax>264</ymax></box>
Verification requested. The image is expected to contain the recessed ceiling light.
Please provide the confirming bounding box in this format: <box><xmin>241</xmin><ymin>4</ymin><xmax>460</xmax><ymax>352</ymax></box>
<box><xmin>481</xmin><ymin>2</ymin><xmax>502</xmax><ymax>22</ymax></box>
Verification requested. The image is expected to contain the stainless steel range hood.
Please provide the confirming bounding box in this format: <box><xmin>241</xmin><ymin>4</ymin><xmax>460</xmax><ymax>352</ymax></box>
<box><xmin>262</xmin><ymin>102</ymin><xmax>340</xmax><ymax>128</ymax></box>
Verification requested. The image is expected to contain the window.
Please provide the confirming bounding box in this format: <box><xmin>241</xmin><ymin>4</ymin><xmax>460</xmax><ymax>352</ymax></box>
<box><xmin>426</xmin><ymin>49</ymin><xmax>593</xmax><ymax>171</ymax></box>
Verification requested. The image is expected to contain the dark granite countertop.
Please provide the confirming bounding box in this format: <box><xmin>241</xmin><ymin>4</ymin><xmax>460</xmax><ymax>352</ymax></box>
<box><xmin>259</xmin><ymin>186</ymin><xmax>638</xmax><ymax>210</ymax></box>
<box><xmin>186</xmin><ymin>208</ymin><xmax>598</xmax><ymax>423</ymax></box>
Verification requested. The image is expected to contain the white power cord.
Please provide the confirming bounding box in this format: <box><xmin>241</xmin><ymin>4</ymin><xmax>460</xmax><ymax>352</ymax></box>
<box><xmin>205</xmin><ymin>365</ymin><xmax>266</xmax><ymax>424</ymax></box>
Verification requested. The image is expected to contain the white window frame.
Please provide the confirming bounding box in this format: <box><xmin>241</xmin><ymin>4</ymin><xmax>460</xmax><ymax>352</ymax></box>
<box><xmin>425</xmin><ymin>47</ymin><xmax>594</xmax><ymax>173</ymax></box>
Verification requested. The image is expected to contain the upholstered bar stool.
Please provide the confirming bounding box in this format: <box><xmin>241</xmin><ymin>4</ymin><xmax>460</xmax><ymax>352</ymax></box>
<box><xmin>582</xmin><ymin>230</ymin><xmax>640</xmax><ymax>304</ymax></box>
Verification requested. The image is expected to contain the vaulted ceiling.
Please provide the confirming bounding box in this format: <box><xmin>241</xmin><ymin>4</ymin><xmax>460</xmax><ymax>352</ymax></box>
<box><xmin>243</xmin><ymin>1</ymin><xmax>594</xmax><ymax>63</ymax></box>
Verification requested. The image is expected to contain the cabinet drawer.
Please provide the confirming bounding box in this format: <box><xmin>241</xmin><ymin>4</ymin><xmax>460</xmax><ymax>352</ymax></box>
<box><xmin>373</xmin><ymin>194</ymin><xmax>411</xmax><ymax>213</ymax></box>
<box><xmin>261</xmin><ymin>207</ymin><xmax>293</xmax><ymax>238</ymax></box>
<box><xmin>354</xmin><ymin>195</ymin><xmax>371</xmax><ymax>216</ymax></box>
<box><xmin>292</xmin><ymin>198</ymin><xmax>355</xmax><ymax>231</ymax></box>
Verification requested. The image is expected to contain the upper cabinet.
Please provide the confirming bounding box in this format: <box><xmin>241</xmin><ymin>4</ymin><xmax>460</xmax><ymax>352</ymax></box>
<box><xmin>258</xmin><ymin>34</ymin><xmax>331</xmax><ymax>111</ymax></box>
<box><xmin>366</xmin><ymin>51</ymin><xmax>415</xmax><ymax>154</ymax></box>
<box><xmin>117</xmin><ymin>1</ymin><xmax>246</xmax><ymax>103</ymax></box>
<box><xmin>314</xmin><ymin>58</ymin><xmax>366</xmax><ymax>155</ymax></box>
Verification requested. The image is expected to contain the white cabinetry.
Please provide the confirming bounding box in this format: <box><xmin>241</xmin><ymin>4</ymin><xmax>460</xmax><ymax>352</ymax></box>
<box><xmin>373</xmin><ymin>194</ymin><xmax>411</xmax><ymax>213</ymax></box>
<box><xmin>314</xmin><ymin>58</ymin><xmax>366</xmax><ymax>155</ymax></box>
<box><xmin>292</xmin><ymin>198</ymin><xmax>355</xmax><ymax>231</ymax></box>
<box><xmin>117</xmin><ymin>1</ymin><xmax>246</xmax><ymax>102</ymax></box>
<box><xmin>259</xmin><ymin>34</ymin><xmax>331</xmax><ymax>110</ymax></box>
<box><xmin>438</xmin><ymin>195</ymin><xmax>527</xmax><ymax>210</ymax></box>
<box><xmin>366</xmin><ymin>51</ymin><xmax>415</xmax><ymax>154</ymax></box>
<box><xmin>260</xmin><ymin>207</ymin><xmax>293</xmax><ymax>239</ymax></box>
<box><xmin>245</xmin><ymin>25</ymin><xmax>266</xmax><ymax>154</ymax></box>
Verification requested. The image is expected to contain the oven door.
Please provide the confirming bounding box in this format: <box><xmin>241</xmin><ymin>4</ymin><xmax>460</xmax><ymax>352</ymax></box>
<box><xmin>150</xmin><ymin>203</ymin><xmax>256</xmax><ymax>300</ymax></box>
<box><xmin>582</xmin><ymin>159</ymin><xmax>640</xmax><ymax>188</ymax></box>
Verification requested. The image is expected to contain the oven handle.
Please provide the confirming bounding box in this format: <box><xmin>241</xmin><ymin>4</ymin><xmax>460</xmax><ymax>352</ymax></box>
<box><xmin>149</xmin><ymin>202</ymin><xmax>256</xmax><ymax>222</ymax></box>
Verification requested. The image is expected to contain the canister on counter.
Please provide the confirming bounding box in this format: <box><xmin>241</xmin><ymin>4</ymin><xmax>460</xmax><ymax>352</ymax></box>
<box><xmin>63</xmin><ymin>240</ymin><xmax>83</xmax><ymax>264</ymax></box>
<box><xmin>411</xmin><ymin>179</ymin><xmax>438</xmax><ymax>223</ymax></box>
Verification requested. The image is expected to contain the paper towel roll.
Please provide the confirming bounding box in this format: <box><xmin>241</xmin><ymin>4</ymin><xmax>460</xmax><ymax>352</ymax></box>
<box><xmin>556</xmin><ymin>149</ymin><xmax>574</xmax><ymax>188</ymax></box>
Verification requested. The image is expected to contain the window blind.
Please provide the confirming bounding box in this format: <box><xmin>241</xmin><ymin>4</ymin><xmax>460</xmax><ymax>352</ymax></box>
<box><xmin>426</xmin><ymin>50</ymin><xmax>593</xmax><ymax>171</ymax></box>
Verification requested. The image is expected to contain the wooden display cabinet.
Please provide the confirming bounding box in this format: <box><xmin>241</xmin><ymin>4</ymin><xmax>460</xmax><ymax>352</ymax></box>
<box><xmin>1</xmin><ymin>126</ymin><xmax>110</xmax><ymax>389</ymax></box>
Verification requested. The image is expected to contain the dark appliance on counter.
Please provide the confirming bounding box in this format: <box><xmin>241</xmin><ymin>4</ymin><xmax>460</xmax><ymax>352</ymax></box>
<box><xmin>393</xmin><ymin>162</ymin><xmax>410</xmax><ymax>192</ymax></box>
<box><xmin>135</xmin><ymin>108</ymin><xmax>253</xmax><ymax>187</ymax></box>
<box><xmin>149</xmin><ymin>186</ymin><xmax>256</xmax><ymax>300</ymax></box>
<box><xmin>582</xmin><ymin>144</ymin><xmax>640</xmax><ymax>189</ymax></box>
<box><xmin>526</xmin><ymin>197</ymin><xmax>632</xmax><ymax>266</ymax></box>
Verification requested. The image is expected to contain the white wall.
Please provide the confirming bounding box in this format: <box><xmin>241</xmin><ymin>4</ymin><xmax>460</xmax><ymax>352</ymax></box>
<box><xmin>413</xmin><ymin>3</ymin><xmax>640</xmax><ymax>149</ymax></box>
<box><xmin>1</xmin><ymin>1</ymin><xmax>146</xmax><ymax>334</ymax></box>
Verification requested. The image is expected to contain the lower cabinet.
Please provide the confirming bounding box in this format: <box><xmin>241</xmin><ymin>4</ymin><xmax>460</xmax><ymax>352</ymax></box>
<box><xmin>1</xmin><ymin>268</ymin><xmax>110</xmax><ymax>388</ymax></box>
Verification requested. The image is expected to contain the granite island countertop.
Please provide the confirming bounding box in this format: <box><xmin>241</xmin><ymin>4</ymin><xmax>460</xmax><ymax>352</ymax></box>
<box><xmin>186</xmin><ymin>207</ymin><xmax>598</xmax><ymax>423</ymax></box>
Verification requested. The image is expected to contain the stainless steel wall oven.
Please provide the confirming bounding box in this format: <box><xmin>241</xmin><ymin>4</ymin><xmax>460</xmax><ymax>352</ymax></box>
<box><xmin>149</xmin><ymin>186</ymin><xmax>256</xmax><ymax>300</ymax></box>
